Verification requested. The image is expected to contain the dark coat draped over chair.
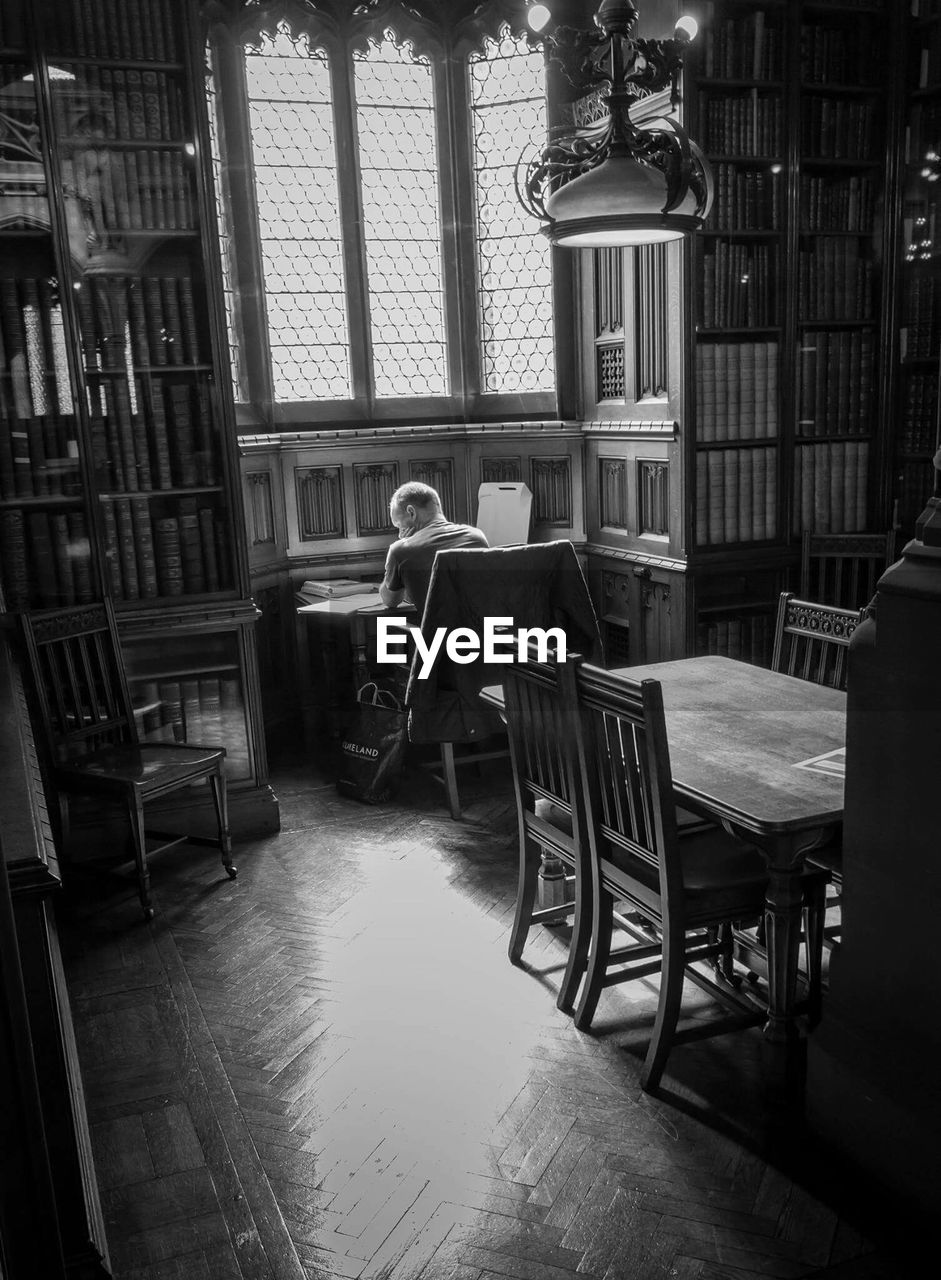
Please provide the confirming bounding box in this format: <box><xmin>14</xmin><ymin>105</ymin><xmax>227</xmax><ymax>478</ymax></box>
<box><xmin>405</xmin><ymin>540</ymin><xmax>603</xmax><ymax>745</ymax></box>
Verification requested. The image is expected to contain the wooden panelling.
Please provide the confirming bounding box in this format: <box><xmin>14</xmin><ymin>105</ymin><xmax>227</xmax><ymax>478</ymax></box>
<box><xmin>530</xmin><ymin>456</ymin><xmax>572</xmax><ymax>527</ymax></box>
<box><xmin>296</xmin><ymin>466</ymin><xmax>345</xmax><ymax>542</ymax></box>
<box><xmin>408</xmin><ymin>458</ymin><xmax>454</xmax><ymax>513</ymax></box>
<box><xmin>638</xmin><ymin>459</ymin><xmax>670</xmax><ymax>538</ymax></box>
<box><xmin>481</xmin><ymin>455</ymin><xmax>523</xmax><ymax>483</ymax></box>
<box><xmin>599</xmin><ymin>458</ymin><xmax>629</xmax><ymax>530</ymax></box>
<box><xmin>245</xmin><ymin>471</ymin><xmax>275</xmax><ymax>547</ymax></box>
<box><xmin>352</xmin><ymin>463</ymin><xmax>399</xmax><ymax>537</ymax></box>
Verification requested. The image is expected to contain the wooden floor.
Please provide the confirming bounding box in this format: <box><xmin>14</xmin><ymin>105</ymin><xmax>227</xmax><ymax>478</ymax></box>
<box><xmin>59</xmin><ymin>752</ymin><xmax>919</xmax><ymax>1280</ymax></box>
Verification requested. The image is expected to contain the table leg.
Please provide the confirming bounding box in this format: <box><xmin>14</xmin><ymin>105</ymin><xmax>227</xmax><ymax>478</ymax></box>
<box><xmin>761</xmin><ymin>828</ymin><xmax>831</xmax><ymax>1043</ymax></box>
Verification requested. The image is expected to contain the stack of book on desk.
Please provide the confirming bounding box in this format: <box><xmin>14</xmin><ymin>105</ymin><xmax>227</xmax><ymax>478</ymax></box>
<box><xmin>295</xmin><ymin>579</ymin><xmax>379</xmax><ymax>605</ymax></box>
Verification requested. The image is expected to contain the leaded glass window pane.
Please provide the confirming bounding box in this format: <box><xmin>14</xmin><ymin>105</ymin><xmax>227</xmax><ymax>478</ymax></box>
<box><xmin>244</xmin><ymin>23</ymin><xmax>350</xmax><ymax>401</ymax></box>
<box><xmin>470</xmin><ymin>29</ymin><xmax>554</xmax><ymax>394</ymax></box>
<box><xmin>353</xmin><ymin>33</ymin><xmax>447</xmax><ymax>399</ymax></box>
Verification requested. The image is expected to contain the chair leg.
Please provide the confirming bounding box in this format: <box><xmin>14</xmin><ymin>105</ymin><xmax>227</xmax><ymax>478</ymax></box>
<box><xmin>209</xmin><ymin>769</ymin><xmax>237</xmax><ymax>879</ymax></box>
<box><xmin>508</xmin><ymin>833</ymin><xmax>540</xmax><ymax>966</ymax></box>
<box><xmin>574</xmin><ymin>887</ymin><xmax>615</xmax><ymax>1032</ymax></box>
<box><xmin>440</xmin><ymin>743</ymin><xmax>462</xmax><ymax>820</ymax></box>
<box><xmin>557</xmin><ymin>877</ymin><xmax>589</xmax><ymax>1015</ymax></box>
<box><xmin>641</xmin><ymin>924</ymin><xmax>686</xmax><ymax>1092</ymax></box>
<box><xmin>803</xmin><ymin>877</ymin><xmax>826</xmax><ymax>1027</ymax></box>
<box><xmin>126</xmin><ymin>792</ymin><xmax>153</xmax><ymax>921</ymax></box>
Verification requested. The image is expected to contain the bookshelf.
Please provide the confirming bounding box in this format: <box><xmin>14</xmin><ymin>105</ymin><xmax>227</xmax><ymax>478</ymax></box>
<box><xmin>581</xmin><ymin>0</ymin><xmax>903</xmax><ymax>664</ymax></box>
<box><xmin>0</xmin><ymin>0</ymin><xmax>277</xmax><ymax>833</ymax></box>
<box><xmin>686</xmin><ymin>0</ymin><xmax>901</xmax><ymax>659</ymax></box>
<box><xmin>898</xmin><ymin>0</ymin><xmax>941</xmax><ymax>533</ymax></box>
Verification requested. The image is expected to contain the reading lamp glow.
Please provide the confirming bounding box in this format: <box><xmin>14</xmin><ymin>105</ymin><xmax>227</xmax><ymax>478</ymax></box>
<box><xmin>517</xmin><ymin>1</ymin><xmax>713</xmax><ymax>248</ymax></box>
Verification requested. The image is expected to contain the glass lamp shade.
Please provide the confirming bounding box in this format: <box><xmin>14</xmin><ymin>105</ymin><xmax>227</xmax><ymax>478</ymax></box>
<box><xmin>543</xmin><ymin>134</ymin><xmax>714</xmax><ymax>247</ymax></box>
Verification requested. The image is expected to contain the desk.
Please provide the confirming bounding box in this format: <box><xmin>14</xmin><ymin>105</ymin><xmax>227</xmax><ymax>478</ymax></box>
<box><xmin>482</xmin><ymin>655</ymin><xmax>845</xmax><ymax>1045</ymax></box>
<box><xmin>297</xmin><ymin>596</ymin><xmax>415</xmax><ymax>739</ymax></box>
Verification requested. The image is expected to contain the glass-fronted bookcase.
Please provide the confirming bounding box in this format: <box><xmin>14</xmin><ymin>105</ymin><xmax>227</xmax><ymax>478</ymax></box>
<box><xmin>0</xmin><ymin>0</ymin><xmax>277</xmax><ymax>833</ymax></box>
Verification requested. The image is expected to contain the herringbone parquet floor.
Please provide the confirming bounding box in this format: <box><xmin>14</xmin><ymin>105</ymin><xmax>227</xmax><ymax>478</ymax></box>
<box><xmin>60</xmin><ymin>756</ymin><xmax>918</xmax><ymax>1280</ymax></box>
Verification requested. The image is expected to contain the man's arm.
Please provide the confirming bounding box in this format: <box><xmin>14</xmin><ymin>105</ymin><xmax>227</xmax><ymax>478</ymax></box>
<box><xmin>379</xmin><ymin>579</ymin><xmax>404</xmax><ymax>608</ymax></box>
<box><xmin>380</xmin><ymin>541</ymin><xmax>405</xmax><ymax>607</ymax></box>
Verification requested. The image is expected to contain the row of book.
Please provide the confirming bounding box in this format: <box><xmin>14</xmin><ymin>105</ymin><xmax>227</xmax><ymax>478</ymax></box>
<box><xmin>796</xmin><ymin>240</ymin><xmax>874</xmax><ymax>322</ymax></box>
<box><xmin>707</xmin><ymin>164</ymin><xmax>782</xmax><ymax>232</ymax></box>
<box><xmin>55</xmin><ymin>67</ymin><xmax>184</xmax><ymax>143</ymax></box>
<box><xmin>797</xmin><ymin>330</ymin><xmax>874</xmax><ymax>437</ymax></box>
<box><xmin>799</xmin><ymin>21</ymin><xmax>882</xmax><ymax>86</ymax></box>
<box><xmin>49</xmin><ymin>0</ymin><xmax>179</xmax><ymax>64</ymax></box>
<box><xmin>77</xmin><ymin>275</ymin><xmax>202</xmax><ymax>370</ymax></box>
<box><xmin>695</xmin><ymin>446</ymin><xmax>778</xmax><ymax>545</ymax></box>
<box><xmin>0</xmin><ymin>414</ymin><xmax>81</xmax><ymax>501</ymax></box>
<box><xmin>132</xmin><ymin>676</ymin><xmax>250</xmax><ymax>777</ymax></box>
<box><xmin>899</xmin><ymin>278</ymin><xmax>941</xmax><ymax>359</ymax></box>
<box><xmin>792</xmin><ymin>441</ymin><xmax>869</xmax><ymax>534</ymax></box>
<box><xmin>0</xmin><ymin>509</ymin><xmax>94</xmax><ymax>611</ymax></box>
<box><xmin>695</xmin><ymin>341</ymin><xmax>779</xmax><ymax>441</ymax></box>
<box><xmin>799</xmin><ymin>97</ymin><xmax>877</xmax><ymax>162</ymax></box>
<box><xmin>101</xmin><ymin>497</ymin><xmax>230</xmax><ymax>600</ymax></box>
<box><xmin>700</xmin><ymin>241</ymin><xmax>779</xmax><ymax>329</ymax></box>
<box><xmin>700</xmin><ymin>92</ymin><xmax>784</xmax><ymax>157</ymax></box>
<box><xmin>800</xmin><ymin>173</ymin><xmax>875</xmax><ymax>233</ymax></box>
<box><xmin>88</xmin><ymin>376</ymin><xmax>217</xmax><ymax>493</ymax></box>
<box><xmin>65</xmin><ymin>147</ymin><xmax>196</xmax><ymax>233</ymax></box>
<box><xmin>899</xmin><ymin>371</ymin><xmax>939</xmax><ymax>456</ymax></box>
<box><xmin>0</xmin><ymin>278</ymin><xmax>71</xmax><ymax>420</ymax></box>
<box><xmin>696</xmin><ymin>8</ymin><xmax>782</xmax><ymax>83</ymax></box>
<box><xmin>697</xmin><ymin>613</ymin><xmax>772</xmax><ymax>667</ymax></box>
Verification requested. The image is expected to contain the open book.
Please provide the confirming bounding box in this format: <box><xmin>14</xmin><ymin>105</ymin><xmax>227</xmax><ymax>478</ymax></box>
<box><xmin>295</xmin><ymin>579</ymin><xmax>380</xmax><ymax>605</ymax></box>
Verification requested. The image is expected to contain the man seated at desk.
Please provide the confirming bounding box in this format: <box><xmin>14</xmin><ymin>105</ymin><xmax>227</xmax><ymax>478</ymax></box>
<box><xmin>379</xmin><ymin>481</ymin><xmax>488</xmax><ymax>617</ymax></box>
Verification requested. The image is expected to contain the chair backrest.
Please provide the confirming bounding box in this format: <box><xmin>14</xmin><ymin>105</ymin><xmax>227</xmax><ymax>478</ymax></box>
<box><xmin>406</xmin><ymin>541</ymin><xmax>603</xmax><ymax>742</ymax></box>
<box><xmin>771</xmin><ymin>592</ymin><xmax>862</xmax><ymax>691</ymax></box>
<box><xmin>20</xmin><ymin>601</ymin><xmax>138</xmax><ymax>764</ymax></box>
<box><xmin>800</xmin><ymin>530</ymin><xmax>896</xmax><ymax>610</ymax></box>
<box><xmin>572</xmin><ymin>662</ymin><xmax>683</xmax><ymax>920</ymax></box>
<box><xmin>502</xmin><ymin>651</ymin><xmax>581</xmax><ymax>832</ymax></box>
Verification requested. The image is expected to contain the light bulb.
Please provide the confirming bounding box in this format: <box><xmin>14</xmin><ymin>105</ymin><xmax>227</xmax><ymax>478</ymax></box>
<box><xmin>674</xmin><ymin>15</ymin><xmax>698</xmax><ymax>43</ymax></box>
<box><xmin>528</xmin><ymin>3</ymin><xmax>551</xmax><ymax>33</ymax></box>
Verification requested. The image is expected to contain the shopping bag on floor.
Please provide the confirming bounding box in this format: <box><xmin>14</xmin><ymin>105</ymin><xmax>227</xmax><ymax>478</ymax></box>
<box><xmin>336</xmin><ymin>682</ymin><xmax>407</xmax><ymax>804</ymax></box>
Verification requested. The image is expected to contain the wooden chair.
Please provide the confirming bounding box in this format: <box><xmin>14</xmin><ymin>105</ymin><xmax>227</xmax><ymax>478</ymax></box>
<box><xmin>567</xmin><ymin>660</ymin><xmax>786</xmax><ymax>1091</ymax></box>
<box><xmin>771</xmin><ymin>592</ymin><xmax>863</xmax><ymax>689</ymax></box>
<box><xmin>407</xmin><ymin>542</ymin><xmax>603</xmax><ymax>820</ymax></box>
<box><xmin>503</xmin><ymin>652</ymin><xmax>589</xmax><ymax>1014</ymax></box>
<box><xmin>19</xmin><ymin>601</ymin><xmax>236</xmax><ymax>919</ymax></box>
<box><xmin>771</xmin><ymin>592</ymin><xmax>862</xmax><ymax>953</ymax></box>
<box><xmin>800</xmin><ymin>530</ymin><xmax>896</xmax><ymax>611</ymax></box>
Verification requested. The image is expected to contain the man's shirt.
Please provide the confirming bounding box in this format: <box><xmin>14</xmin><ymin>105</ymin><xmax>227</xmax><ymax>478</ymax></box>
<box><xmin>383</xmin><ymin>517</ymin><xmax>489</xmax><ymax>618</ymax></box>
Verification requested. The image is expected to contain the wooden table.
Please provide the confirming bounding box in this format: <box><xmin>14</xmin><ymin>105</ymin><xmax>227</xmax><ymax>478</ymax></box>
<box><xmin>611</xmin><ymin>656</ymin><xmax>845</xmax><ymax>1045</ymax></box>
<box><xmin>483</xmin><ymin>655</ymin><xmax>845</xmax><ymax>1046</ymax></box>
<box><xmin>297</xmin><ymin>595</ymin><xmax>415</xmax><ymax>740</ymax></box>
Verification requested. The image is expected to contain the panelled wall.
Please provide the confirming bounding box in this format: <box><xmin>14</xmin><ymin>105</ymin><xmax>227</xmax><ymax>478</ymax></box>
<box><xmin>240</xmin><ymin>422</ymin><xmax>586</xmax><ymax>742</ymax></box>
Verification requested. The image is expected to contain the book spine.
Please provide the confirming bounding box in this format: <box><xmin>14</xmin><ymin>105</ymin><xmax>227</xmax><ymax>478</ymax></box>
<box><xmin>114</xmin><ymin>497</ymin><xmax>140</xmax><ymax>600</ymax></box>
<box><xmin>153</xmin><ymin>516</ymin><xmax>184</xmax><ymax>596</ymax></box>
<box><xmin>178</xmin><ymin>497</ymin><xmax>205</xmax><ymax>593</ymax></box>
<box><xmin>199</xmin><ymin>506</ymin><xmax>221</xmax><ymax>590</ymax></box>
<box><xmin>0</xmin><ymin>510</ymin><xmax>29</xmax><ymax>610</ymax></box>
<box><xmin>100</xmin><ymin>500</ymin><xmax>124</xmax><ymax>597</ymax></box>
<box><xmin>130</xmin><ymin>497</ymin><xmax>159</xmax><ymax>598</ymax></box>
<box><xmin>28</xmin><ymin>512</ymin><xmax>59</xmax><ymax>605</ymax></box>
<box><xmin>67</xmin><ymin>512</ymin><xmax>95</xmax><ymax>603</ymax></box>
<box><xmin>167</xmin><ymin>383</ymin><xmax>198</xmax><ymax>485</ymax></box>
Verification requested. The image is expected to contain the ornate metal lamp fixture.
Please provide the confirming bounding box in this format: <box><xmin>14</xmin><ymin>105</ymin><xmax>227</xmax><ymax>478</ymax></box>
<box><xmin>518</xmin><ymin>0</ymin><xmax>713</xmax><ymax>247</ymax></box>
